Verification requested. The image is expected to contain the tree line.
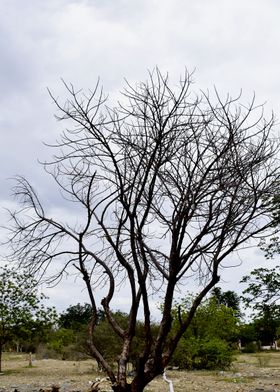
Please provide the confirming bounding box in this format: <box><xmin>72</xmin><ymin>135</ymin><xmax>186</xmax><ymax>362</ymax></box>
<box><xmin>1</xmin><ymin>264</ymin><xmax>280</xmax><ymax>374</ymax></box>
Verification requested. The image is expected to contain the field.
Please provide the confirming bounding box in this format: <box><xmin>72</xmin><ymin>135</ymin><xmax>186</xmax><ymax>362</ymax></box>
<box><xmin>1</xmin><ymin>352</ymin><xmax>280</xmax><ymax>391</ymax></box>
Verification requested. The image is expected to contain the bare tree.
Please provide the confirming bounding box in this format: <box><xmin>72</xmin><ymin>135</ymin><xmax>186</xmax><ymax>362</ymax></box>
<box><xmin>7</xmin><ymin>69</ymin><xmax>280</xmax><ymax>392</ymax></box>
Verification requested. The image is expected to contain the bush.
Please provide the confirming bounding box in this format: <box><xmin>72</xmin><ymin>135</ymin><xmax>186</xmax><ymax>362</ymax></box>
<box><xmin>171</xmin><ymin>337</ymin><xmax>234</xmax><ymax>370</ymax></box>
<box><xmin>242</xmin><ymin>342</ymin><xmax>259</xmax><ymax>353</ymax></box>
<box><xmin>36</xmin><ymin>342</ymin><xmax>88</xmax><ymax>360</ymax></box>
<box><xmin>197</xmin><ymin>339</ymin><xmax>234</xmax><ymax>369</ymax></box>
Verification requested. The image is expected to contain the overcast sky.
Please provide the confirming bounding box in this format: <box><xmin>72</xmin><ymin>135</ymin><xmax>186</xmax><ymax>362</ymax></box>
<box><xmin>1</xmin><ymin>0</ymin><xmax>280</xmax><ymax>315</ymax></box>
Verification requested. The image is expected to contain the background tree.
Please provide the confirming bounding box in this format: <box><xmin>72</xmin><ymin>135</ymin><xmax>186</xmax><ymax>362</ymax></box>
<box><xmin>170</xmin><ymin>296</ymin><xmax>239</xmax><ymax>370</ymax></box>
<box><xmin>11</xmin><ymin>317</ymin><xmax>56</xmax><ymax>354</ymax></box>
<box><xmin>59</xmin><ymin>303</ymin><xmax>94</xmax><ymax>331</ymax></box>
<box><xmin>47</xmin><ymin>328</ymin><xmax>77</xmax><ymax>359</ymax></box>
<box><xmin>241</xmin><ymin>267</ymin><xmax>280</xmax><ymax>346</ymax></box>
<box><xmin>253</xmin><ymin>306</ymin><xmax>280</xmax><ymax>346</ymax></box>
<box><xmin>53</xmin><ymin>303</ymin><xmax>105</xmax><ymax>360</ymax></box>
<box><xmin>211</xmin><ymin>287</ymin><xmax>242</xmax><ymax>317</ymax></box>
<box><xmin>91</xmin><ymin>311</ymin><xmax>159</xmax><ymax>370</ymax></box>
<box><xmin>7</xmin><ymin>69</ymin><xmax>280</xmax><ymax>392</ymax></box>
<box><xmin>238</xmin><ymin>322</ymin><xmax>258</xmax><ymax>351</ymax></box>
<box><xmin>0</xmin><ymin>266</ymin><xmax>56</xmax><ymax>372</ymax></box>
<box><xmin>241</xmin><ymin>266</ymin><xmax>280</xmax><ymax>311</ymax></box>
<box><xmin>51</xmin><ymin>304</ymin><xmax>159</xmax><ymax>366</ymax></box>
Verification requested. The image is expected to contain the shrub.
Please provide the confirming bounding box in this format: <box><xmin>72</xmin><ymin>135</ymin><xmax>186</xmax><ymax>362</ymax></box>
<box><xmin>197</xmin><ymin>339</ymin><xmax>234</xmax><ymax>369</ymax></box>
<box><xmin>242</xmin><ymin>342</ymin><xmax>259</xmax><ymax>353</ymax></box>
<box><xmin>171</xmin><ymin>337</ymin><xmax>234</xmax><ymax>370</ymax></box>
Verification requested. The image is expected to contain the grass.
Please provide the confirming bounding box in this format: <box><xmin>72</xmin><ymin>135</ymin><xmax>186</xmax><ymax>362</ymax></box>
<box><xmin>1</xmin><ymin>352</ymin><xmax>280</xmax><ymax>391</ymax></box>
<box><xmin>236</xmin><ymin>351</ymin><xmax>280</xmax><ymax>368</ymax></box>
<box><xmin>2</xmin><ymin>352</ymin><xmax>25</xmax><ymax>361</ymax></box>
<box><xmin>218</xmin><ymin>377</ymin><xmax>251</xmax><ymax>384</ymax></box>
<box><xmin>0</xmin><ymin>369</ymin><xmax>21</xmax><ymax>375</ymax></box>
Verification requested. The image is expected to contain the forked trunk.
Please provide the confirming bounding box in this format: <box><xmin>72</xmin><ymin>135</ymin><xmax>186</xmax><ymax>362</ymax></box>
<box><xmin>112</xmin><ymin>383</ymin><xmax>145</xmax><ymax>392</ymax></box>
<box><xmin>111</xmin><ymin>382</ymin><xmax>134</xmax><ymax>391</ymax></box>
<box><xmin>111</xmin><ymin>374</ymin><xmax>150</xmax><ymax>392</ymax></box>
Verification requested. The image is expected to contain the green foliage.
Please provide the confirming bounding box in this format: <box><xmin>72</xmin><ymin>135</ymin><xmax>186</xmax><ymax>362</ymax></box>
<box><xmin>0</xmin><ymin>265</ymin><xmax>56</xmax><ymax>371</ymax></box>
<box><xmin>242</xmin><ymin>342</ymin><xmax>259</xmax><ymax>353</ymax></box>
<box><xmin>174</xmin><ymin>295</ymin><xmax>239</xmax><ymax>341</ymax></box>
<box><xmin>45</xmin><ymin>327</ymin><xmax>89</xmax><ymax>360</ymax></box>
<box><xmin>41</xmin><ymin>302</ymin><xmax>95</xmax><ymax>360</ymax></box>
<box><xmin>239</xmin><ymin>314</ymin><xmax>280</xmax><ymax>349</ymax></box>
<box><xmin>241</xmin><ymin>266</ymin><xmax>280</xmax><ymax>312</ymax></box>
<box><xmin>48</xmin><ymin>308</ymin><xmax>128</xmax><ymax>362</ymax></box>
<box><xmin>91</xmin><ymin>311</ymin><xmax>159</xmax><ymax>367</ymax></box>
<box><xmin>171</xmin><ymin>336</ymin><xmax>234</xmax><ymax>370</ymax></box>
<box><xmin>253</xmin><ymin>307</ymin><xmax>280</xmax><ymax>345</ymax></box>
<box><xmin>48</xmin><ymin>328</ymin><xmax>76</xmax><ymax>353</ymax></box>
<box><xmin>54</xmin><ymin>306</ymin><xmax>159</xmax><ymax>366</ymax></box>
<box><xmin>92</xmin><ymin>314</ymin><xmax>123</xmax><ymax>365</ymax></box>
<box><xmin>241</xmin><ymin>267</ymin><xmax>280</xmax><ymax>345</ymax></box>
<box><xmin>201</xmin><ymin>338</ymin><xmax>234</xmax><ymax>369</ymax></box>
<box><xmin>211</xmin><ymin>287</ymin><xmax>242</xmax><ymax>317</ymax></box>
<box><xmin>170</xmin><ymin>295</ymin><xmax>239</xmax><ymax>369</ymax></box>
<box><xmin>198</xmin><ymin>338</ymin><xmax>233</xmax><ymax>369</ymax></box>
<box><xmin>238</xmin><ymin>323</ymin><xmax>257</xmax><ymax>346</ymax></box>
<box><xmin>11</xmin><ymin>317</ymin><xmax>57</xmax><ymax>353</ymax></box>
<box><xmin>59</xmin><ymin>303</ymin><xmax>94</xmax><ymax>331</ymax></box>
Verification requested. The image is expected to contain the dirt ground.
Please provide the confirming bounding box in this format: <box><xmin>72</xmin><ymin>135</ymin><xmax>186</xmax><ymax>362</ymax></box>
<box><xmin>1</xmin><ymin>352</ymin><xmax>280</xmax><ymax>391</ymax></box>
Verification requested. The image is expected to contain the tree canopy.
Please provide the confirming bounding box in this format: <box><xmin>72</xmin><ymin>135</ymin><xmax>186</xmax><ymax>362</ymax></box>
<box><xmin>59</xmin><ymin>303</ymin><xmax>93</xmax><ymax>330</ymax></box>
<box><xmin>211</xmin><ymin>287</ymin><xmax>241</xmax><ymax>316</ymax></box>
<box><xmin>241</xmin><ymin>266</ymin><xmax>280</xmax><ymax>311</ymax></box>
<box><xmin>0</xmin><ymin>266</ymin><xmax>56</xmax><ymax>372</ymax></box>
<box><xmin>7</xmin><ymin>69</ymin><xmax>280</xmax><ymax>392</ymax></box>
<box><xmin>241</xmin><ymin>266</ymin><xmax>280</xmax><ymax>346</ymax></box>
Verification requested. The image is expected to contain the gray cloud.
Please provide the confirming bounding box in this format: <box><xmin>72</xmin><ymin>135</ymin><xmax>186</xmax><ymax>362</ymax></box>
<box><xmin>1</xmin><ymin>0</ymin><xmax>280</xmax><ymax>312</ymax></box>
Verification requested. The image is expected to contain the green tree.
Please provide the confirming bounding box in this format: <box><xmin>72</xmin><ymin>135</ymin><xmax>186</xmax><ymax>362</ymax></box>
<box><xmin>170</xmin><ymin>296</ymin><xmax>239</xmax><ymax>369</ymax></box>
<box><xmin>238</xmin><ymin>322</ymin><xmax>257</xmax><ymax>349</ymax></box>
<box><xmin>48</xmin><ymin>328</ymin><xmax>76</xmax><ymax>358</ymax></box>
<box><xmin>241</xmin><ymin>267</ymin><xmax>280</xmax><ymax>346</ymax></box>
<box><xmin>241</xmin><ymin>266</ymin><xmax>280</xmax><ymax>311</ymax></box>
<box><xmin>56</xmin><ymin>303</ymin><xmax>105</xmax><ymax>360</ymax></box>
<box><xmin>59</xmin><ymin>303</ymin><xmax>93</xmax><ymax>331</ymax></box>
<box><xmin>7</xmin><ymin>69</ymin><xmax>280</xmax><ymax>392</ymax></box>
<box><xmin>253</xmin><ymin>306</ymin><xmax>280</xmax><ymax>346</ymax></box>
<box><xmin>211</xmin><ymin>287</ymin><xmax>242</xmax><ymax>317</ymax></box>
<box><xmin>12</xmin><ymin>315</ymin><xmax>56</xmax><ymax>353</ymax></box>
<box><xmin>0</xmin><ymin>266</ymin><xmax>56</xmax><ymax>372</ymax></box>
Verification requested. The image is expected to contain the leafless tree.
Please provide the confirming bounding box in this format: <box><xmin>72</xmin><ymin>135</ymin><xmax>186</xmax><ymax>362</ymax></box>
<box><xmin>7</xmin><ymin>69</ymin><xmax>280</xmax><ymax>392</ymax></box>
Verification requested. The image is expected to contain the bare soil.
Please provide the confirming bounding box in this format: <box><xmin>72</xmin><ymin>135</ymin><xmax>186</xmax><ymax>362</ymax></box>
<box><xmin>1</xmin><ymin>352</ymin><xmax>280</xmax><ymax>391</ymax></box>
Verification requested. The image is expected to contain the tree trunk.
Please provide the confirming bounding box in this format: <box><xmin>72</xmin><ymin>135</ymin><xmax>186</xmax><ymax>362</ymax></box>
<box><xmin>113</xmin><ymin>384</ymin><xmax>143</xmax><ymax>392</ymax></box>
<box><xmin>111</xmin><ymin>379</ymin><xmax>147</xmax><ymax>392</ymax></box>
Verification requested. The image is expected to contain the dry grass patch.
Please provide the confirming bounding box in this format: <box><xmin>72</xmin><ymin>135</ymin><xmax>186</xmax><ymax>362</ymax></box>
<box><xmin>1</xmin><ymin>352</ymin><xmax>280</xmax><ymax>391</ymax></box>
